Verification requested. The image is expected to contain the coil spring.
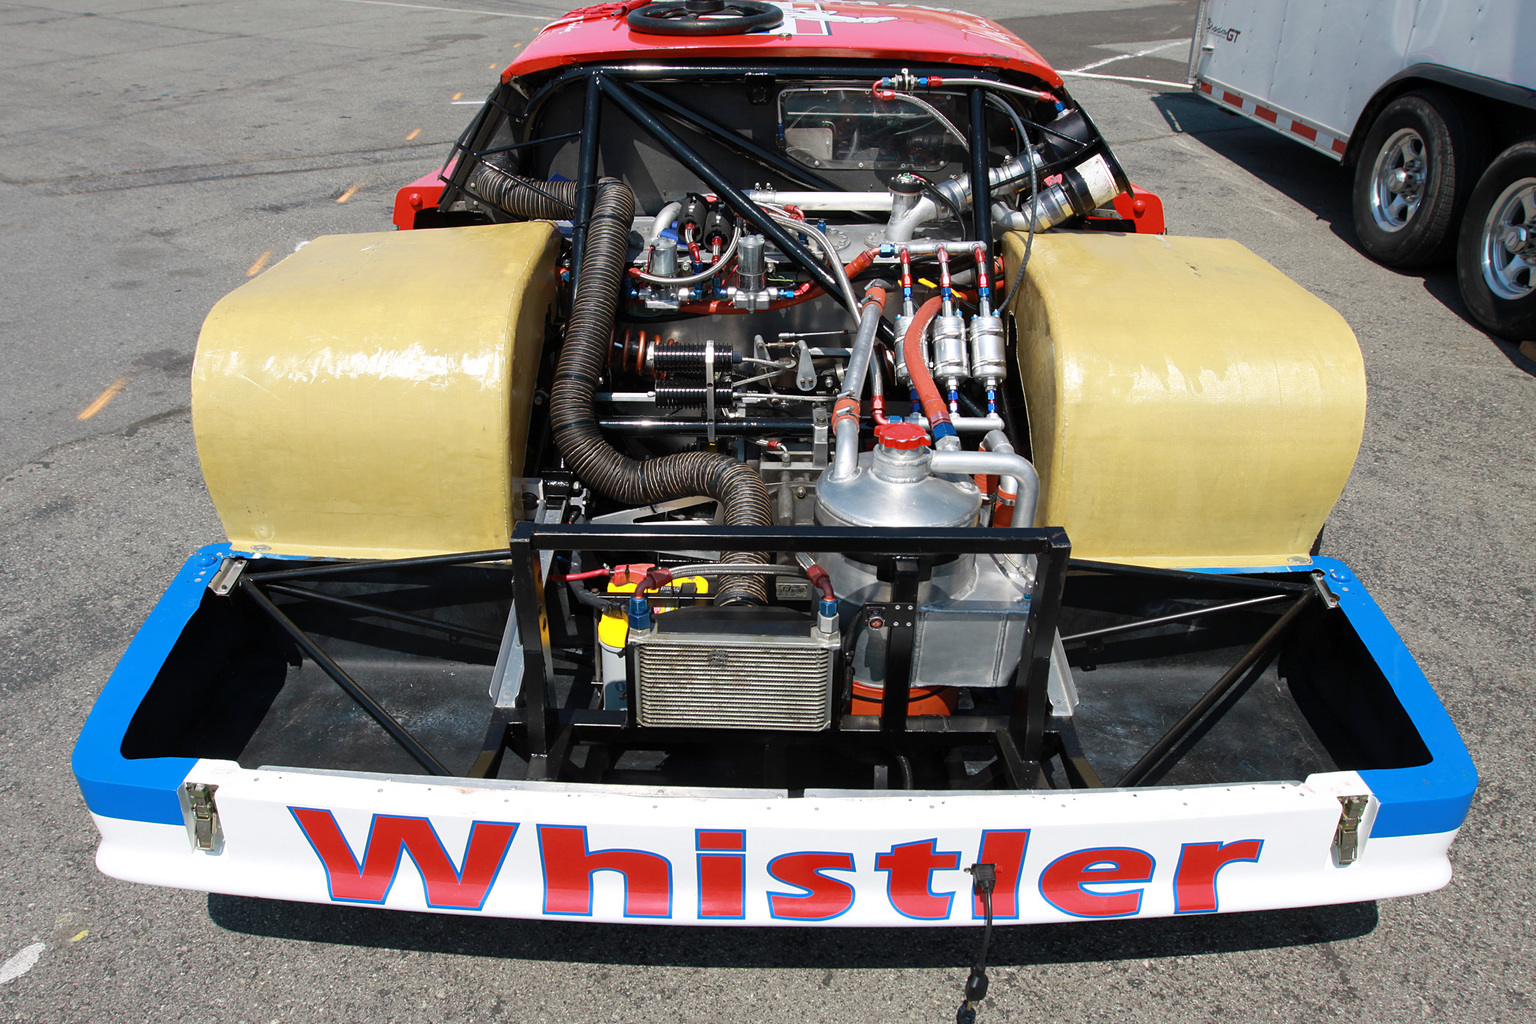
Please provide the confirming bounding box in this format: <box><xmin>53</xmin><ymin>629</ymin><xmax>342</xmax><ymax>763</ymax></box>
<box><xmin>610</xmin><ymin>328</ymin><xmax>657</xmax><ymax>378</ymax></box>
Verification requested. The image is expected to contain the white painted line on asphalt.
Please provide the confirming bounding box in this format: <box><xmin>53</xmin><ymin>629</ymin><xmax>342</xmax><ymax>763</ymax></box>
<box><xmin>1068</xmin><ymin>40</ymin><xmax>1184</xmax><ymax>74</ymax></box>
<box><xmin>1060</xmin><ymin>70</ymin><xmax>1190</xmax><ymax>89</ymax></box>
<box><xmin>451</xmin><ymin>100</ymin><xmax>480</xmax><ymax>104</ymax></box>
<box><xmin>0</xmin><ymin>943</ymin><xmax>44</xmax><ymax>985</ymax></box>
<box><xmin>323</xmin><ymin>0</ymin><xmax>550</xmax><ymax>20</ymax></box>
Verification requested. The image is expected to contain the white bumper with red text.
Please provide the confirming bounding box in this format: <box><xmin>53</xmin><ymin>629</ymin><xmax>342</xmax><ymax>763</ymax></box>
<box><xmin>93</xmin><ymin>760</ymin><xmax>1453</xmax><ymax>927</ymax></box>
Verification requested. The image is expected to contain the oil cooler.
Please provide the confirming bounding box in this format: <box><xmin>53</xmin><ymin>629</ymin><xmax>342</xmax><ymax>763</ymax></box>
<box><xmin>629</xmin><ymin>608</ymin><xmax>839</xmax><ymax>731</ymax></box>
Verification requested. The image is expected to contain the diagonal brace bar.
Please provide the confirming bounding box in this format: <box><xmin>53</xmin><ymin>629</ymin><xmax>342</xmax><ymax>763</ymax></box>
<box><xmin>1116</xmin><ymin>589</ymin><xmax>1317</xmax><ymax>787</ymax></box>
<box><xmin>240</xmin><ymin>580</ymin><xmax>451</xmax><ymax>776</ymax></box>
<box><xmin>262</xmin><ymin>583</ymin><xmax>503</xmax><ymax>645</ymax></box>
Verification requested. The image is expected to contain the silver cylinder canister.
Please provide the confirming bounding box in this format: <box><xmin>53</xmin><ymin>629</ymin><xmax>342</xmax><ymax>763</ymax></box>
<box><xmin>737</xmin><ymin>234</ymin><xmax>766</xmax><ymax>293</ymax></box>
<box><xmin>649</xmin><ymin>236</ymin><xmax>679</xmax><ymax>278</ymax></box>
<box><xmin>815</xmin><ymin>422</ymin><xmax>981</xmax><ymax>606</ymax></box>
<box><xmin>892</xmin><ymin>312</ymin><xmax>916</xmax><ymax>381</ymax></box>
<box><xmin>931</xmin><ymin>314</ymin><xmax>968</xmax><ymax>384</ymax></box>
<box><xmin>969</xmin><ymin>313</ymin><xmax>1006</xmax><ymax>383</ymax></box>
<box><xmin>815</xmin><ymin>438</ymin><xmax>979</xmax><ymax>531</ymax></box>
<box><xmin>815</xmin><ymin>424</ymin><xmax>1034</xmax><ymax>692</ymax></box>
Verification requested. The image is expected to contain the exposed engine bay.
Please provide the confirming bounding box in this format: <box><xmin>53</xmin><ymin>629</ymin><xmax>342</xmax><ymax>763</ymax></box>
<box><xmin>422</xmin><ymin>67</ymin><xmax>1133</xmax><ymax>762</ymax></box>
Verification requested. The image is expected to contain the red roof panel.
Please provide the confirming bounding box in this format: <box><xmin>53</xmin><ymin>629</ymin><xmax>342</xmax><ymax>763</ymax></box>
<box><xmin>503</xmin><ymin>2</ymin><xmax>1061</xmax><ymax>85</ymax></box>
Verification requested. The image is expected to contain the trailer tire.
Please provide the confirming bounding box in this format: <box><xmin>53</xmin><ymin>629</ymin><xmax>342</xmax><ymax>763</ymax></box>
<box><xmin>1456</xmin><ymin>139</ymin><xmax>1536</xmax><ymax>341</ymax></box>
<box><xmin>1352</xmin><ymin>89</ymin><xmax>1484</xmax><ymax>268</ymax></box>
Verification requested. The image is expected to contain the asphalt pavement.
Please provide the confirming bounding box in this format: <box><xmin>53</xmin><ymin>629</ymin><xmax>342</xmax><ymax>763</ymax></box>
<box><xmin>1</xmin><ymin>0</ymin><xmax>1533</xmax><ymax>1021</ymax></box>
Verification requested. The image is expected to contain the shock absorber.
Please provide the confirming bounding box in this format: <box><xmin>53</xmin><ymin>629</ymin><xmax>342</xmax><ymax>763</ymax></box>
<box><xmin>648</xmin><ymin>339</ymin><xmax>744</xmax><ymax>376</ymax></box>
<box><xmin>930</xmin><ymin>246</ymin><xmax>968</xmax><ymax>414</ymax></box>
<box><xmin>654</xmin><ymin>383</ymin><xmax>736</xmax><ymax>408</ymax></box>
<box><xmin>968</xmin><ymin>244</ymin><xmax>1006</xmax><ymax>415</ymax></box>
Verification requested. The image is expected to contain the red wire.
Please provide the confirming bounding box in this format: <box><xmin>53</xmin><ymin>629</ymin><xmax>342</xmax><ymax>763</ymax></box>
<box><xmin>547</xmin><ymin>567</ymin><xmax>610</xmax><ymax>582</ymax></box>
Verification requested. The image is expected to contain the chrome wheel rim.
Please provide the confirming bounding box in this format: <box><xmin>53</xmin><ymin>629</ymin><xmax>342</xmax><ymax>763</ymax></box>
<box><xmin>1480</xmin><ymin>176</ymin><xmax>1536</xmax><ymax>301</ymax></box>
<box><xmin>1369</xmin><ymin>128</ymin><xmax>1426</xmax><ymax>232</ymax></box>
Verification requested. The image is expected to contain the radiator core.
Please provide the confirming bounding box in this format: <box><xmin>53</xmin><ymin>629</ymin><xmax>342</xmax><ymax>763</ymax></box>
<box><xmin>631</xmin><ymin>629</ymin><xmax>838</xmax><ymax>731</ymax></box>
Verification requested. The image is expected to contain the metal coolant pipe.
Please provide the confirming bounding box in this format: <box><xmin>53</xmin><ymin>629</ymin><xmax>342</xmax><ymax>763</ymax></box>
<box><xmin>886</xmin><ymin>153</ymin><xmax>1036</xmax><ymax>241</ymax></box>
<box><xmin>928</xmin><ymin>446</ymin><xmax>1040</xmax><ymax>527</ymax></box>
<box><xmin>646</xmin><ymin>201</ymin><xmax>683</xmax><ymax>243</ymax></box>
<box><xmin>830</xmin><ymin>284</ymin><xmax>891</xmax><ymax>481</ymax></box>
<box><xmin>746</xmin><ymin>189</ymin><xmax>894</xmax><ymax>212</ymax></box>
<box><xmin>992</xmin><ymin>153</ymin><xmax>1125</xmax><ymax>233</ymax></box>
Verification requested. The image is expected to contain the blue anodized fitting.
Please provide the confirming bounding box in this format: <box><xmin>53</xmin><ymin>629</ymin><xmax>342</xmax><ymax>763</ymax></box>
<box><xmin>627</xmin><ymin>593</ymin><xmax>653</xmax><ymax>632</ymax></box>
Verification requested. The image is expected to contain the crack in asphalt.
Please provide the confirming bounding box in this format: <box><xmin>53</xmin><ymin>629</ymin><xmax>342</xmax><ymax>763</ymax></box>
<box><xmin>0</xmin><ymin>146</ymin><xmax>446</xmax><ymax>194</ymax></box>
<box><xmin>1</xmin><ymin>407</ymin><xmax>191</xmax><ymax>482</ymax></box>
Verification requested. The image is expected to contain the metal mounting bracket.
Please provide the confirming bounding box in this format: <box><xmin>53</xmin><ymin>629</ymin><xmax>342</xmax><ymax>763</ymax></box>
<box><xmin>181</xmin><ymin>782</ymin><xmax>224</xmax><ymax>854</ymax></box>
<box><xmin>1334</xmin><ymin>793</ymin><xmax>1370</xmax><ymax>866</ymax></box>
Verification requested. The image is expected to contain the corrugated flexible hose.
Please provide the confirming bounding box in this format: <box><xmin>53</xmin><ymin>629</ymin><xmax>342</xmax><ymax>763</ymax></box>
<box><xmin>473</xmin><ymin>167</ymin><xmax>579</xmax><ymax>220</ymax></box>
<box><xmin>491</xmin><ymin>173</ymin><xmax>771</xmax><ymax>604</ymax></box>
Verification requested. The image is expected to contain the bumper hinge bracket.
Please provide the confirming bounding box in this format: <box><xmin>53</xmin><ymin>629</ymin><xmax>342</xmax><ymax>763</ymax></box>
<box><xmin>182</xmin><ymin>782</ymin><xmax>224</xmax><ymax>854</ymax></box>
<box><xmin>1334</xmin><ymin>793</ymin><xmax>1369</xmax><ymax>866</ymax></box>
<box><xmin>209</xmin><ymin>557</ymin><xmax>247</xmax><ymax>596</ymax></box>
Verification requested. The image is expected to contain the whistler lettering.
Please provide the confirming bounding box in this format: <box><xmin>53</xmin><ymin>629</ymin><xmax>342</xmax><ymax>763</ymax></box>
<box><xmin>289</xmin><ymin>809</ymin><xmax>1262</xmax><ymax>921</ymax></box>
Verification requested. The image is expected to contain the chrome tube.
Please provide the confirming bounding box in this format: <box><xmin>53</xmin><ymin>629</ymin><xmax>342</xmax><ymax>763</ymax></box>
<box><xmin>928</xmin><ymin>448</ymin><xmax>1040</xmax><ymax>527</ymax></box>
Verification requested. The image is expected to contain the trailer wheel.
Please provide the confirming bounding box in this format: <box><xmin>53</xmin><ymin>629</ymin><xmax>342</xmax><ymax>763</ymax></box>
<box><xmin>1352</xmin><ymin>89</ymin><xmax>1483</xmax><ymax>267</ymax></box>
<box><xmin>1456</xmin><ymin>139</ymin><xmax>1536</xmax><ymax>341</ymax></box>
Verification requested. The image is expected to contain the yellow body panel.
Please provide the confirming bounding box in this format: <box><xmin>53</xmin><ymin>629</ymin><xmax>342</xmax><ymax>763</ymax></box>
<box><xmin>192</xmin><ymin>222</ymin><xmax>559</xmax><ymax>558</ymax></box>
<box><xmin>1001</xmin><ymin>231</ymin><xmax>1366</xmax><ymax>567</ymax></box>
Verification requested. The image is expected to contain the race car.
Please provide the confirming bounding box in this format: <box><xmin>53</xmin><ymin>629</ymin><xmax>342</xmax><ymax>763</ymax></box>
<box><xmin>75</xmin><ymin>0</ymin><xmax>1474</xmax><ymax>939</ymax></box>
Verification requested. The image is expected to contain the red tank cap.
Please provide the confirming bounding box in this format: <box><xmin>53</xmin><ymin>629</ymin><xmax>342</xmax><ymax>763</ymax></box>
<box><xmin>875</xmin><ymin>422</ymin><xmax>930</xmax><ymax>450</ymax></box>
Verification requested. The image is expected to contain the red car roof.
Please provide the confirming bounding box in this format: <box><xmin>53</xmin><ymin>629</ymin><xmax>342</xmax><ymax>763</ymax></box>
<box><xmin>503</xmin><ymin>1</ymin><xmax>1061</xmax><ymax>85</ymax></box>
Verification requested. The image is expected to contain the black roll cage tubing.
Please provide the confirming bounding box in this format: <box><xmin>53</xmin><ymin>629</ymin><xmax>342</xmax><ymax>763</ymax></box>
<box><xmin>448</xmin><ymin>61</ymin><xmax>1070</xmax><ymax>307</ymax></box>
<box><xmin>233</xmin><ymin>525</ymin><xmax>1323</xmax><ymax>791</ymax></box>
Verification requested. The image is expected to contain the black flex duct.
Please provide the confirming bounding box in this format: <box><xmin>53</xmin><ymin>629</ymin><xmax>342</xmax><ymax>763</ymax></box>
<box><xmin>472</xmin><ymin>167</ymin><xmax>578</xmax><ymax>220</ymax></box>
<box><xmin>492</xmin><ymin>173</ymin><xmax>771</xmax><ymax>604</ymax></box>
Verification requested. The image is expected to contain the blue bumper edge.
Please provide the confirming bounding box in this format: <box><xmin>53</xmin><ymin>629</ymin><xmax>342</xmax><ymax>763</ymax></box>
<box><xmin>73</xmin><ymin>550</ymin><xmax>1477</xmax><ymax>841</ymax></box>
<box><xmin>71</xmin><ymin>544</ymin><xmax>232</xmax><ymax>827</ymax></box>
<box><xmin>1304</xmin><ymin>558</ymin><xmax>1477</xmax><ymax>838</ymax></box>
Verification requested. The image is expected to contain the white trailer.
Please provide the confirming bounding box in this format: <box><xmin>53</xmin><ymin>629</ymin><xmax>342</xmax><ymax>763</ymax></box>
<box><xmin>1187</xmin><ymin>0</ymin><xmax>1536</xmax><ymax>341</ymax></box>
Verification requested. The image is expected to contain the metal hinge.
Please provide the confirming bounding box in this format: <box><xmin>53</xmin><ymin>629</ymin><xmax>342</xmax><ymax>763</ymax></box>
<box><xmin>1333</xmin><ymin>794</ymin><xmax>1369</xmax><ymax>865</ymax></box>
<box><xmin>208</xmin><ymin>557</ymin><xmax>246</xmax><ymax>596</ymax></box>
<box><xmin>183</xmin><ymin>782</ymin><xmax>224</xmax><ymax>854</ymax></box>
<box><xmin>1310</xmin><ymin>570</ymin><xmax>1340</xmax><ymax>609</ymax></box>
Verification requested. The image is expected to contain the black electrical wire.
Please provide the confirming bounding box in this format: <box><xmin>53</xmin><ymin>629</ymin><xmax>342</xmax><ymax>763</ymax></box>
<box><xmin>998</xmin><ymin>130</ymin><xmax>1041</xmax><ymax>315</ymax></box>
<box><xmin>904</xmin><ymin>172</ymin><xmax>970</xmax><ymax>235</ymax></box>
<box><xmin>956</xmin><ymin>863</ymin><xmax>997</xmax><ymax>1024</ymax></box>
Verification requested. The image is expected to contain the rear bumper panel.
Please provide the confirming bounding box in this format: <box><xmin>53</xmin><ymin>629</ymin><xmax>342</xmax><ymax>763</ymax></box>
<box><xmin>95</xmin><ymin>763</ymin><xmax>1455</xmax><ymax>927</ymax></box>
<box><xmin>74</xmin><ymin>550</ymin><xmax>1476</xmax><ymax>926</ymax></box>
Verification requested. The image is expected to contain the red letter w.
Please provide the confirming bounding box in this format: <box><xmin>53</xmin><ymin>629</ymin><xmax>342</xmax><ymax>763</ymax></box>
<box><xmin>290</xmin><ymin>808</ymin><xmax>517</xmax><ymax>911</ymax></box>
